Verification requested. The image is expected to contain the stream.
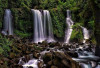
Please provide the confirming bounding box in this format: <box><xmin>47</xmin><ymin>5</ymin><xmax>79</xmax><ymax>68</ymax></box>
<box><xmin>18</xmin><ymin>43</ymin><xmax>100</xmax><ymax>68</ymax></box>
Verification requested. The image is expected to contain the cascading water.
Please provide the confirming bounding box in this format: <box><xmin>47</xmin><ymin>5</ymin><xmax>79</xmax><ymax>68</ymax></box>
<box><xmin>72</xmin><ymin>45</ymin><xmax>100</xmax><ymax>68</ymax></box>
<box><xmin>31</xmin><ymin>9</ymin><xmax>45</xmax><ymax>43</ymax></box>
<box><xmin>31</xmin><ymin>9</ymin><xmax>55</xmax><ymax>43</ymax></box>
<box><xmin>1</xmin><ymin>9</ymin><xmax>13</xmax><ymax>35</ymax></box>
<box><xmin>65</xmin><ymin>10</ymin><xmax>74</xmax><ymax>43</ymax></box>
<box><xmin>43</xmin><ymin>10</ymin><xmax>55</xmax><ymax>42</ymax></box>
<box><xmin>81</xmin><ymin>26</ymin><xmax>89</xmax><ymax>43</ymax></box>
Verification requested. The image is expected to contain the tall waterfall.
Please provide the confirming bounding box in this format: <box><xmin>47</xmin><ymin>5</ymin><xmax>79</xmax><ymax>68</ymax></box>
<box><xmin>31</xmin><ymin>9</ymin><xmax>45</xmax><ymax>43</ymax></box>
<box><xmin>2</xmin><ymin>9</ymin><xmax>13</xmax><ymax>35</ymax></box>
<box><xmin>43</xmin><ymin>10</ymin><xmax>55</xmax><ymax>43</ymax></box>
<box><xmin>31</xmin><ymin>9</ymin><xmax>55</xmax><ymax>43</ymax></box>
<box><xmin>81</xmin><ymin>26</ymin><xmax>89</xmax><ymax>43</ymax></box>
<box><xmin>65</xmin><ymin>10</ymin><xmax>74</xmax><ymax>43</ymax></box>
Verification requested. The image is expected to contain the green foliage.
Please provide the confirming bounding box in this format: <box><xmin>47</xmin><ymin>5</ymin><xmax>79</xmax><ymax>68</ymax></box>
<box><xmin>90</xmin><ymin>36</ymin><xmax>97</xmax><ymax>45</ymax></box>
<box><xmin>0</xmin><ymin>47</ymin><xmax>4</xmax><ymax>54</ymax></box>
<box><xmin>0</xmin><ymin>34</ymin><xmax>13</xmax><ymax>57</ymax></box>
<box><xmin>0</xmin><ymin>0</ymin><xmax>8</xmax><ymax>8</ymax></box>
<box><xmin>0</xmin><ymin>0</ymin><xmax>95</xmax><ymax>39</ymax></box>
<box><xmin>15</xmin><ymin>30</ymin><xmax>32</xmax><ymax>38</ymax></box>
<box><xmin>11</xmin><ymin>8</ymin><xmax>33</xmax><ymax>38</ymax></box>
<box><xmin>88</xmin><ymin>21</ymin><xmax>94</xmax><ymax>29</ymax></box>
<box><xmin>40</xmin><ymin>0</ymin><xmax>58</xmax><ymax>9</ymax></box>
<box><xmin>71</xmin><ymin>23</ymin><xmax>84</xmax><ymax>42</ymax></box>
<box><xmin>50</xmin><ymin>9</ymin><xmax>65</xmax><ymax>37</ymax></box>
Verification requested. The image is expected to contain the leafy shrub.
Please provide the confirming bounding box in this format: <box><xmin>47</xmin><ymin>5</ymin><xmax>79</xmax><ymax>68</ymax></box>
<box><xmin>0</xmin><ymin>34</ymin><xmax>13</xmax><ymax>57</ymax></box>
<box><xmin>15</xmin><ymin>30</ymin><xmax>32</xmax><ymax>38</ymax></box>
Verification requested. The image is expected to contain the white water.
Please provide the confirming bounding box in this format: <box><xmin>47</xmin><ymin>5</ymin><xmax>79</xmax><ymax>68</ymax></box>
<box><xmin>73</xmin><ymin>46</ymin><xmax>100</xmax><ymax>68</ymax></box>
<box><xmin>65</xmin><ymin>10</ymin><xmax>74</xmax><ymax>43</ymax></box>
<box><xmin>2</xmin><ymin>9</ymin><xmax>13</xmax><ymax>35</ymax></box>
<box><xmin>23</xmin><ymin>59</ymin><xmax>38</xmax><ymax>68</ymax></box>
<box><xmin>43</xmin><ymin>10</ymin><xmax>55</xmax><ymax>43</ymax></box>
<box><xmin>32</xmin><ymin>9</ymin><xmax>45</xmax><ymax>43</ymax></box>
<box><xmin>31</xmin><ymin>9</ymin><xmax>55</xmax><ymax>43</ymax></box>
<box><xmin>18</xmin><ymin>55</ymin><xmax>39</xmax><ymax>68</ymax></box>
<box><xmin>81</xmin><ymin>26</ymin><xmax>89</xmax><ymax>43</ymax></box>
<box><xmin>80</xmin><ymin>63</ymin><xmax>92</xmax><ymax>68</ymax></box>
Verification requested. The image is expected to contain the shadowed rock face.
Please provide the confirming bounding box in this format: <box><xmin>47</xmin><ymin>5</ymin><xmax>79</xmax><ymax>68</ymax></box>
<box><xmin>89</xmin><ymin>0</ymin><xmax>100</xmax><ymax>57</ymax></box>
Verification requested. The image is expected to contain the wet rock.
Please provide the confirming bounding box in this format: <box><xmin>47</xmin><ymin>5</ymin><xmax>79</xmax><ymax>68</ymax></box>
<box><xmin>24</xmin><ymin>55</ymin><xmax>30</xmax><ymax>62</ymax></box>
<box><xmin>43</xmin><ymin>52</ymin><xmax>52</xmax><ymax>63</ymax></box>
<box><xmin>49</xmin><ymin>42</ymin><xmax>56</xmax><ymax>47</ymax></box>
<box><xmin>10</xmin><ymin>52</ymin><xmax>16</xmax><ymax>58</ymax></box>
<box><xmin>54</xmin><ymin>52</ymin><xmax>81</xmax><ymax>68</ymax></box>
<box><xmin>48</xmin><ymin>60</ymin><xmax>52</xmax><ymax>65</ymax></box>
<box><xmin>11</xmin><ymin>64</ymin><xmax>23</xmax><ymax>68</ymax></box>
<box><xmin>0</xmin><ymin>60</ymin><xmax>3</xmax><ymax>64</ymax></box>
<box><xmin>52</xmin><ymin>59</ymin><xmax>62</xmax><ymax>66</ymax></box>
<box><xmin>51</xmin><ymin>65</ymin><xmax>58</xmax><ymax>68</ymax></box>
<box><xmin>11</xmin><ymin>58</ymin><xmax>19</xmax><ymax>65</ymax></box>
<box><xmin>0</xmin><ymin>64</ymin><xmax>8</xmax><ymax>68</ymax></box>
<box><xmin>67</xmin><ymin>51</ymin><xmax>78</xmax><ymax>58</ymax></box>
<box><xmin>33</xmin><ymin>52</ymin><xmax>40</xmax><ymax>58</ymax></box>
<box><xmin>42</xmin><ymin>41</ymin><xmax>48</xmax><ymax>46</ymax></box>
<box><xmin>3</xmin><ymin>58</ymin><xmax>9</xmax><ymax>62</ymax></box>
<box><xmin>28</xmin><ymin>66</ymin><xmax>33</xmax><ymax>68</ymax></box>
<box><xmin>62</xmin><ymin>59</ymin><xmax>70</xmax><ymax>68</ymax></box>
<box><xmin>38</xmin><ymin>61</ymin><xmax>44</xmax><ymax>68</ymax></box>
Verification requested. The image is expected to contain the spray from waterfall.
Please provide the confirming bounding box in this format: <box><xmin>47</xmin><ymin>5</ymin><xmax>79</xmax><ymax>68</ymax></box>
<box><xmin>64</xmin><ymin>10</ymin><xmax>74</xmax><ymax>43</ymax></box>
<box><xmin>31</xmin><ymin>9</ymin><xmax>55</xmax><ymax>43</ymax></box>
<box><xmin>2</xmin><ymin>9</ymin><xmax>13</xmax><ymax>35</ymax></box>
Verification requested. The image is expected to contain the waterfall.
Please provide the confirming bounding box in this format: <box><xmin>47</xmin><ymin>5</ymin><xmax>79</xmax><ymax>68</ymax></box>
<box><xmin>31</xmin><ymin>9</ymin><xmax>45</xmax><ymax>43</ymax></box>
<box><xmin>43</xmin><ymin>10</ymin><xmax>55</xmax><ymax>43</ymax></box>
<box><xmin>64</xmin><ymin>10</ymin><xmax>74</xmax><ymax>43</ymax></box>
<box><xmin>1</xmin><ymin>9</ymin><xmax>13</xmax><ymax>35</ymax></box>
<box><xmin>81</xmin><ymin>26</ymin><xmax>89</xmax><ymax>43</ymax></box>
<box><xmin>31</xmin><ymin>9</ymin><xmax>55</xmax><ymax>43</ymax></box>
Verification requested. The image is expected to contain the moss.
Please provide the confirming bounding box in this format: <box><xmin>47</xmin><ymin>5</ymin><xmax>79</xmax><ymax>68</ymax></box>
<box><xmin>70</xmin><ymin>23</ymin><xmax>84</xmax><ymax>42</ymax></box>
<box><xmin>11</xmin><ymin>8</ymin><xmax>33</xmax><ymax>38</ymax></box>
<box><xmin>14</xmin><ymin>30</ymin><xmax>32</xmax><ymax>38</ymax></box>
<box><xmin>0</xmin><ymin>0</ymin><xmax>8</xmax><ymax>8</ymax></box>
<box><xmin>0</xmin><ymin>47</ymin><xmax>4</xmax><ymax>54</ymax></box>
<box><xmin>0</xmin><ymin>34</ymin><xmax>13</xmax><ymax>57</ymax></box>
<box><xmin>50</xmin><ymin>9</ymin><xmax>65</xmax><ymax>38</ymax></box>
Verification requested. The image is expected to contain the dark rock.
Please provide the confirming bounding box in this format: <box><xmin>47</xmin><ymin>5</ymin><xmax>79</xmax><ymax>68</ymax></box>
<box><xmin>33</xmin><ymin>52</ymin><xmax>40</xmax><ymax>58</ymax></box>
<box><xmin>67</xmin><ymin>51</ymin><xmax>78</xmax><ymax>58</ymax></box>
<box><xmin>24</xmin><ymin>55</ymin><xmax>30</xmax><ymax>62</ymax></box>
<box><xmin>48</xmin><ymin>60</ymin><xmax>52</xmax><ymax>65</ymax></box>
<box><xmin>10</xmin><ymin>52</ymin><xmax>16</xmax><ymax>59</ymax></box>
<box><xmin>38</xmin><ymin>61</ymin><xmax>44</xmax><ymax>68</ymax></box>
<box><xmin>51</xmin><ymin>66</ymin><xmax>58</xmax><ymax>68</ymax></box>
<box><xmin>43</xmin><ymin>52</ymin><xmax>52</xmax><ymax>63</ymax></box>
<box><xmin>61</xmin><ymin>59</ymin><xmax>70</xmax><ymax>68</ymax></box>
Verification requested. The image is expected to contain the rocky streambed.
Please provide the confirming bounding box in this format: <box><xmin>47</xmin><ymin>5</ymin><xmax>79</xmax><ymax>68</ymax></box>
<box><xmin>0</xmin><ymin>38</ymin><xmax>100</xmax><ymax>68</ymax></box>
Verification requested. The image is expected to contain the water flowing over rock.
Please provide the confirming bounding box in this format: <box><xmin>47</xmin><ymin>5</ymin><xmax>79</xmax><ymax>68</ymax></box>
<box><xmin>31</xmin><ymin>9</ymin><xmax>45</xmax><ymax>43</ymax></box>
<box><xmin>1</xmin><ymin>9</ymin><xmax>13</xmax><ymax>35</ymax></box>
<box><xmin>43</xmin><ymin>10</ymin><xmax>55</xmax><ymax>43</ymax></box>
<box><xmin>65</xmin><ymin>10</ymin><xmax>74</xmax><ymax>43</ymax></box>
<box><xmin>81</xmin><ymin>26</ymin><xmax>90</xmax><ymax>43</ymax></box>
<box><xmin>31</xmin><ymin>9</ymin><xmax>55</xmax><ymax>43</ymax></box>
